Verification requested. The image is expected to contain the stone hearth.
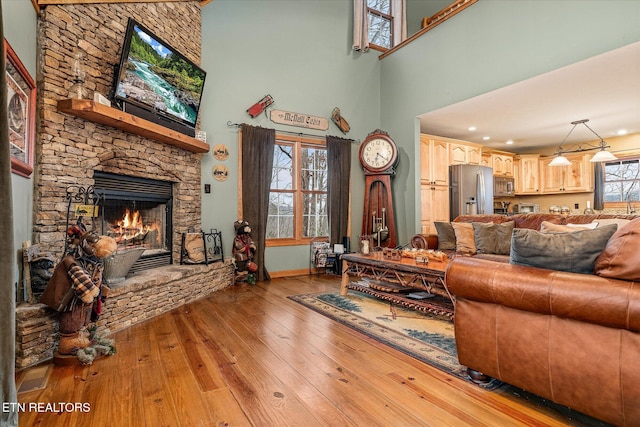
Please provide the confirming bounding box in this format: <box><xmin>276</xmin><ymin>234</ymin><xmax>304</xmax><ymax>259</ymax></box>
<box><xmin>16</xmin><ymin>261</ymin><xmax>234</xmax><ymax>369</ymax></box>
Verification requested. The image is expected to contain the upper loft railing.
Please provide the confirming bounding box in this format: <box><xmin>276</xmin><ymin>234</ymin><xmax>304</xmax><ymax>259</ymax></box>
<box><xmin>379</xmin><ymin>0</ymin><xmax>478</xmax><ymax>60</ymax></box>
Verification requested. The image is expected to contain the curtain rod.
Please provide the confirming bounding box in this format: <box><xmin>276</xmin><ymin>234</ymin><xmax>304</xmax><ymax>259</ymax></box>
<box><xmin>226</xmin><ymin>121</ymin><xmax>360</xmax><ymax>144</ymax></box>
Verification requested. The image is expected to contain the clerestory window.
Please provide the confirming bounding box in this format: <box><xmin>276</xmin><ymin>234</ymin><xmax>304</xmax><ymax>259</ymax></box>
<box><xmin>367</xmin><ymin>0</ymin><xmax>393</xmax><ymax>49</ymax></box>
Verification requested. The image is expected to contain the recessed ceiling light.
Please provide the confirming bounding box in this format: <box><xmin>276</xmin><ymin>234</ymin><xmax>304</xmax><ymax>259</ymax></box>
<box><xmin>482</xmin><ymin>136</ymin><xmax>490</xmax><ymax>141</ymax></box>
<box><xmin>505</xmin><ymin>140</ymin><xmax>514</xmax><ymax>145</ymax></box>
<box><xmin>616</xmin><ymin>129</ymin><xmax>628</xmax><ymax>135</ymax></box>
<box><xmin>468</xmin><ymin>126</ymin><xmax>476</xmax><ymax>131</ymax></box>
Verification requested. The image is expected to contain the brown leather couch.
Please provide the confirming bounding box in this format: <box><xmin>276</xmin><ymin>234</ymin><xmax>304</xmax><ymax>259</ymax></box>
<box><xmin>444</xmin><ymin>213</ymin><xmax>640</xmax><ymax>426</ymax></box>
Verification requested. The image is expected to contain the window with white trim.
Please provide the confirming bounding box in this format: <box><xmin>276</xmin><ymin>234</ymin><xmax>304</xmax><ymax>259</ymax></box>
<box><xmin>267</xmin><ymin>134</ymin><xmax>328</xmax><ymax>246</ymax></box>
<box><xmin>604</xmin><ymin>156</ymin><xmax>640</xmax><ymax>202</ymax></box>
<box><xmin>367</xmin><ymin>0</ymin><xmax>393</xmax><ymax>49</ymax></box>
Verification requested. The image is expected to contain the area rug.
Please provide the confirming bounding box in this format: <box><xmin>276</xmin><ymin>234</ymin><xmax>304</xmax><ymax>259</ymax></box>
<box><xmin>289</xmin><ymin>288</ymin><xmax>608</xmax><ymax>425</ymax></box>
<box><xmin>288</xmin><ymin>287</ymin><xmax>501</xmax><ymax>390</ymax></box>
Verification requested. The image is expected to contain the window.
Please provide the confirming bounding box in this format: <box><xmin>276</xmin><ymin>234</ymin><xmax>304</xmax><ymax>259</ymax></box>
<box><xmin>267</xmin><ymin>134</ymin><xmax>328</xmax><ymax>246</ymax></box>
<box><xmin>604</xmin><ymin>156</ymin><xmax>640</xmax><ymax>203</ymax></box>
<box><xmin>367</xmin><ymin>0</ymin><xmax>393</xmax><ymax>49</ymax></box>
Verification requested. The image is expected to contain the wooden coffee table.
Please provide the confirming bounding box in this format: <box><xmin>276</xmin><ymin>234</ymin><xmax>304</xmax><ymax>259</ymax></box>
<box><xmin>340</xmin><ymin>252</ymin><xmax>454</xmax><ymax>305</ymax></box>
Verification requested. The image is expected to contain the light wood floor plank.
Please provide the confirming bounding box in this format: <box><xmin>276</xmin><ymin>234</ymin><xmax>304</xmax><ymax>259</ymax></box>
<box><xmin>16</xmin><ymin>275</ymin><xmax>604</xmax><ymax>426</ymax></box>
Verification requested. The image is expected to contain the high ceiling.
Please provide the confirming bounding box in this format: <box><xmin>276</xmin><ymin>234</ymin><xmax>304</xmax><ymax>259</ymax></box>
<box><xmin>419</xmin><ymin>41</ymin><xmax>640</xmax><ymax>153</ymax></box>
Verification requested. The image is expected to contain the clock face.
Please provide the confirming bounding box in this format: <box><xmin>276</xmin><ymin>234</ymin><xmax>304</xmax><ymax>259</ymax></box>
<box><xmin>360</xmin><ymin>135</ymin><xmax>397</xmax><ymax>172</ymax></box>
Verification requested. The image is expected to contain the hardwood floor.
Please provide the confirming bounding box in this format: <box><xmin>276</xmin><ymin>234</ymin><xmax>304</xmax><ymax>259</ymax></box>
<box><xmin>16</xmin><ymin>275</ymin><xmax>604</xmax><ymax>426</ymax></box>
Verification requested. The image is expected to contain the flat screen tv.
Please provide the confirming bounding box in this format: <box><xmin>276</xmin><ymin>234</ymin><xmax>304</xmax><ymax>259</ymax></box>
<box><xmin>111</xmin><ymin>18</ymin><xmax>206</xmax><ymax>137</ymax></box>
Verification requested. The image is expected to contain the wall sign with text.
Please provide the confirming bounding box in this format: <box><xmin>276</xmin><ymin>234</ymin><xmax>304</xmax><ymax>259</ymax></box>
<box><xmin>270</xmin><ymin>109</ymin><xmax>329</xmax><ymax>131</ymax></box>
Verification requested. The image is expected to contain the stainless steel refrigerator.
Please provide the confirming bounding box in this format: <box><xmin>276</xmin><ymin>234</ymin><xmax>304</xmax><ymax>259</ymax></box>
<box><xmin>449</xmin><ymin>164</ymin><xmax>494</xmax><ymax>220</ymax></box>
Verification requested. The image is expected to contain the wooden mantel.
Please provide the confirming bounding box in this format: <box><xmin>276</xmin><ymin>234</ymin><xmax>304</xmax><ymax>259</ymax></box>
<box><xmin>33</xmin><ymin>0</ymin><xmax>212</xmax><ymax>12</ymax></box>
<box><xmin>57</xmin><ymin>99</ymin><xmax>210</xmax><ymax>154</ymax></box>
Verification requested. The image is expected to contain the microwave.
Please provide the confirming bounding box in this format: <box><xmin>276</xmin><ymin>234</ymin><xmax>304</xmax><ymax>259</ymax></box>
<box><xmin>512</xmin><ymin>203</ymin><xmax>539</xmax><ymax>213</ymax></box>
<box><xmin>494</xmin><ymin>176</ymin><xmax>515</xmax><ymax>197</ymax></box>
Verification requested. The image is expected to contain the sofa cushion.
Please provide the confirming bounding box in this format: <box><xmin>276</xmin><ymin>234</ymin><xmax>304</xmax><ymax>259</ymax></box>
<box><xmin>473</xmin><ymin>221</ymin><xmax>514</xmax><ymax>255</ymax></box>
<box><xmin>434</xmin><ymin>222</ymin><xmax>457</xmax><ymax>251</ymax></box>
<box><xmin>540</xmin><ymin>221</ymin><xmax>591</xmax><ymax>233</ymax></box>
<box><xmin>594</xmin><ymin>218</ymin><xmax>631</xmax><ymax>229</ymax></box>
<box><xmin>510</xmin><ymin>224</ymin><xmax>618</xmax><ymax>274</ymax></box>
<box><xmin>595</xmin><ymin>217</ymin><xmax>640</xmax><ymax>281</ymax></box>
<box><xmin>451</xmin><ymin>222</ymin><xmax>476</xmax><ymax>254</ymax></box>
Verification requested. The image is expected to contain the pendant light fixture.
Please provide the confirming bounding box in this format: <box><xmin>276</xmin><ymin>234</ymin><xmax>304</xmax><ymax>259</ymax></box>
<box><xmin>548</xmin><ymin>119</ymin><xmax>617</xmax><ymax>167</ymax></box>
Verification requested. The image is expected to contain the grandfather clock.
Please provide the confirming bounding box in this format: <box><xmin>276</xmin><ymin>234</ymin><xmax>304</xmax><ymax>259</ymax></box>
<box><xmin>359</xmin><ymin>129</ymin><xmax>398</xmax><ymax>248</ymax></box>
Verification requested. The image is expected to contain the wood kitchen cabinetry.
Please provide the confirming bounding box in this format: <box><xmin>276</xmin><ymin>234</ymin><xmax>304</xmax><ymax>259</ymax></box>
<box><xmin>421</xmin><ymin>184</ymin><xmax>449</xmax><ymax>235</ymax></box>
<box><xmin>516</xmin><ymin>154</ymin><xmax>540</xmax><ymax>194</ymax></box>
<box><xmin>420</xmin><ymin>135</ymin><xmax>449</xmax><ymax>186</ymax></box>
<box><xmin>491</xmin><ymin>152</ymin><xmax>514</xmax><ymax>176</ymax></box>
<box><xmin>449</xmin><ymin>142</ymin><xmax>482</xmax><ymax>165</ymax></box>
<box><xmin>420</xmin><ymin>134</ymin><xmax>453</xmax><ymax>234</ymax></box>
<box><xmin>481</xmin><ymin>152</ymin><xmax>492</xmax><ymax>168</ymax></box>
<box><xmin>540</xmin><ymin>153</ymin><xmax>593</xmax><ymax>193</ymax></box>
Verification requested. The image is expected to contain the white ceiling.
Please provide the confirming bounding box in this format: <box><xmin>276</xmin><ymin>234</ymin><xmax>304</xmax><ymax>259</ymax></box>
<box><xmin>419</xmin><ymin>41</ymin><xmax>640</xmax><ymax>153</ymax></box>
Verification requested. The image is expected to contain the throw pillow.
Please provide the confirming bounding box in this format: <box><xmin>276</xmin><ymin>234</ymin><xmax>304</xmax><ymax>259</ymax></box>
<box><xmin>566</xmin><ymin>221</ymin><xmax>599</xmax><ymax>229</ymax></box>
<box><xmin>540</xmin><ymin>221</ymin><xmax>590</xmax><ymax>233</ymax></box>
<box><xmin>434</xmin><ymin>222</ymin><xmax>456</xmax><ymax>251</ymax></box>
<box><xmin>594</xmin><ymin>218</ymin><xmax>631</xmax><ymax>229</ymax></box>
<box><xmin>451</xmin><ymin>222</ymin><xmax>476</xmax><ymax>254</ymax></box>
<box><xmin>595</xmin><ymin>218</ymin><xmax>640</xmax><ymax>281</ymax></box>
<box><xmin>509</xmin><ymin>224</ymin><xmax>618</xmax><ymax>274</ymax></box>
<box><xmin>473</xmin><ymin>221</ymin><xmax>515</xmax><ymax>255</ymax></box>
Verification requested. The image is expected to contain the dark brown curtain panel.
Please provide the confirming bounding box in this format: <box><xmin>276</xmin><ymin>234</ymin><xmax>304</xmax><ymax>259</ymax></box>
<box><xmin>593</xmin><ymin>161</ymin><xmax>605</xmax><ymax>211</ymax></box>
<box><xmin>1</xmin><ymin>4</ymin><xmax>19</xmax><ymax>425</ymax></box>
<box><xmin>240</xmin><ymin>124</ymin><xmax>275</xmax><ymax>282</ymax></box>
<box><xmin>326</xmin><ymin>135</ymin><xmax>352</xmax><ymax>246</ymax></box>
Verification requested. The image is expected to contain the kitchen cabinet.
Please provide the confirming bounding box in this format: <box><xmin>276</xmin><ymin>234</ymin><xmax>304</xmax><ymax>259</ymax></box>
<box><xmin>492</xmin><ymin>152</ymin><xmax>514</xmax><ymax>176</ymax></box>
<box><xmin>481</xmin><ymin>152</ymin><xmax>492</xmax><ymax>168</ymax></box>
<box><xmin>516</xmin><ymin>154</ymin><xmax>540</xmax><ymax>194</ymax></box>
<box><xmin>449</xmin><ymin>142</ymin><xmax>482</xmax><ymax>165</ymax></box>
<box><xmin>513</xmin><ymin>158</ymin><xmax>521</xmax><ymax>193</ymax></box>
<box><xmin>420</xmin><ymin>135</ymin><xmax>449</xmax><ymax>186</ymax></box>
<box><xmin>540</xmin><ymin>153</ymin><xmax>593</xmax><ymax>193</ymax></box>
<box><xmin>421</xmin><ymin>183</ymin><xmax>449</xmax><ymax>235</ymax></box>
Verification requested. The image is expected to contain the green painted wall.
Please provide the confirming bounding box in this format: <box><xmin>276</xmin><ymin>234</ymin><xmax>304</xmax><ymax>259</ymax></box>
<box><xmin>2</xmin><ymin>0</ymin><xmax>37</xmax><ymax>293</ymax></box>
<box><xmin>406</xmin><ymin>0</ymin><xmax>453</xmax><ymax>35</ymax></box>
<box><xmin>379</xmin><ymin>0</ymin><xmax>640</xmax><ymax>241</ymax></box>
<box><xmin>200</xmin><ymin>0</ymin><xmax>381</xmax><ymax>274</ymax></box>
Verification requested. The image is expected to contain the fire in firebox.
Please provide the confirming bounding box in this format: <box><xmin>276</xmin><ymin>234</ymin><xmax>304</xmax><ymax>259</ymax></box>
<box><xmin>108</xmin><ymin>208</ymin><xmax>160</xmax><ymax>247</ymax></box>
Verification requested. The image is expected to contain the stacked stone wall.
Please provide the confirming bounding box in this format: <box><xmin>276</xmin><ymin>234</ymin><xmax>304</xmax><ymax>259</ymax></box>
<box><xmin>16</xmin><ymin>262</ymin><xmax>233</xmax><ymax>369</ymax></box>
<box><xmin>15</xmin><ymin>2</ymin><xmax>235</xmax><ymax>370</ymax></box>
<box><xmin>35</xmin><ymin>2</ymin><xmax>203</xmax><ymax>263</ymax></box>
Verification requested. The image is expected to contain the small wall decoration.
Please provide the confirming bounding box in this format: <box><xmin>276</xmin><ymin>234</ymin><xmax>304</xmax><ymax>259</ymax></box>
<box><xmin>247</xmin><ymin>94</ymin><xmax>274</xmax><ymax>118</ymax></box>
<box><xmin>212</xmin><ymin>164</ymin><xmax>229</xmax><ymax>181</ymax></box>
<box><xmin>270</xmin><ymin>109</ymin><xmax>329</xmax><ymax>131</ymax></box>
<box><xmin>331</xmin><ymin>107</ymin><xmax>350</xmax><ymax>134</ymax></box>
<box><xmin>5</xmin><ymin>39</ymin><xmax>36</xmax><ymax>178</ymax></box>
<box><xmin>213</xmin><ymin>144</ymin><xmax>229</xmax><ymax>161</ymax></box>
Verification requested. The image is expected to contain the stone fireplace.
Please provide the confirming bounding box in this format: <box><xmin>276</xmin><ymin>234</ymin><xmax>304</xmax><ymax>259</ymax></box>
<box><xmin>94</xmin><ymin>172</ymin><xmax>173</xmax><ymax>272</ymax></box>
<box><xmin>33</xmin><ymin>3</ymin><xmax>204</xmax><ymax>261</ymax></box>
<box><xmin>16</xmin><ymin>2</ymin><xmax>234</xmax><ymax>369</ymax></box>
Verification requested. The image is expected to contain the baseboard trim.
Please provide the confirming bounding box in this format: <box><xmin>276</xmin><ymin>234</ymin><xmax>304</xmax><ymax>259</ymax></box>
<box><xmin>269</xmin><ymin>268</ymin><xmax>313</xmax><ymax>278</ymax></box>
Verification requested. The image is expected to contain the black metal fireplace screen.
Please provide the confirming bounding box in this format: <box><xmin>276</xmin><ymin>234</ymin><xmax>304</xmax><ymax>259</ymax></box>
<box><xmin>94</xmin><ymin>172</ymin><xmax>173</xmax><ymax>272</ymax></box>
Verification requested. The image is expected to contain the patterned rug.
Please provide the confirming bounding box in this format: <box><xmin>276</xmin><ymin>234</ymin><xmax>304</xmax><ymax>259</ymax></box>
<box><xmin>288</xmin><ymin>288</ymin><xmax>501</xmax><ymax>389</ymax></box>
<box><xmin>289</xmin><ymin>289</ymin><xmax>608</xmax><ymax>425</ymax></box>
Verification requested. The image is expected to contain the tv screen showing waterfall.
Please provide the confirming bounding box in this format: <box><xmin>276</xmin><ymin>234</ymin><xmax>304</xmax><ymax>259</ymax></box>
<box><xmin>111</xmin><ymin>18</ymin><xmax>206</xmax><ymax>136</ymax></box>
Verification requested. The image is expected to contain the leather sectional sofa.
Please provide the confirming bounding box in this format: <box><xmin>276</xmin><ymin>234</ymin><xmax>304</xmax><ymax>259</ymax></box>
<box><xmin>441</xmin><ymin>213</ymin><xmax>640</xmax><ymax>426</ymax></box>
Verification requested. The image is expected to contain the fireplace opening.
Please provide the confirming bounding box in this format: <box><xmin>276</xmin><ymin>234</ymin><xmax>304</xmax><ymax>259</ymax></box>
<box><xmin>94</xmin><ymin>172</ymin><xmax>173</xmax><ymax>272</ymax></box>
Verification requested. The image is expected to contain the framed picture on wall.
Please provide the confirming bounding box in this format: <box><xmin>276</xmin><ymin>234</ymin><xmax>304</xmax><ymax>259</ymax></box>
<box><xmin>5</xmin><ymin>39</ymin><xmax>36</xmax><ymax>178</ymax></box>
